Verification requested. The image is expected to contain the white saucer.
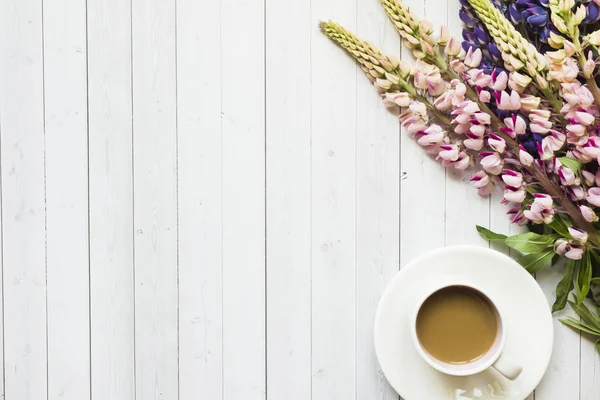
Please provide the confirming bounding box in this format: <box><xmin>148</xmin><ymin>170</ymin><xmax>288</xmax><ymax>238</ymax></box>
<box><xmin>374</xmin><ymin>246</ymin><xmax>553</xmax><ymax>400</ymax></box>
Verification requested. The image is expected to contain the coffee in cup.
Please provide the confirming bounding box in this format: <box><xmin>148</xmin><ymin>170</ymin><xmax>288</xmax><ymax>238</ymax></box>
<box><xmin>411</xmin><ymin>282</ymin><xmax>522</xmax><ymax>380</ymax></box>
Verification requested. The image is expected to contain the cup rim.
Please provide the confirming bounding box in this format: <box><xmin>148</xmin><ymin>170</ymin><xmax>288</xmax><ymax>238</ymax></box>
<box><xmin>411</xmin><ymin>280</ymin><xmax>506</xmax><ymax>377</ymax></box>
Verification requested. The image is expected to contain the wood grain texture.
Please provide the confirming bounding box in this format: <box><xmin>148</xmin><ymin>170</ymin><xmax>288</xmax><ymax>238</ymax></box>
<box><xmin>311</xmin><ymin>1</ymin><xmax>357</xmax><ymax>399</ymax></box>
<box><xmin>132</xmin><ymin>0</ymin><xmax>179</xmax><ymax>397</ymax></box>
<box><xmin>355</xmin><ymin>5</ymin><xmax>400</xmax><ymax>400</ymax></box>
<box><xmin>265</xmin><ymin>0</ymin><xmax>312</xmax><ymax>398</ymax></box>
<box><xmin>87</xmin><ymin>0</ymin><xmax>135</xmax><ymax>397</ymax></box>
<box><xmin>221</xmin><ymin>0</ymin><xmax>266</xmax><ymax>398</ymax></box>
<box><xmin>43</xmin><ymin>0</ymin><xmax>91</xmax><ymax>398</ymax></box>
<box><xmin>176</xmin><ymin>0</ymin><xmax>223</xmax><ymax>398</ymax></box>
<box><xmin>536</xmin><ymin>263</ymin><xmax>581</xmax><ymax>400</ymax></box>
<box><xmin>581</xmin><ymin>328</ymin><xmax>600</xmax><ymax>400</ymax></box>
<box><xmin>0</xmin><ymin>0</ymin><xmax>47</xmax><ymax>398</ymax></box>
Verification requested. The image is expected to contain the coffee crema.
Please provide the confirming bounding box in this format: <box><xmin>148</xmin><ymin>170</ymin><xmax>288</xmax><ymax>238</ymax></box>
<box><xmin>416</xmin><ymin>286</ymin><xmax>498</xmax><ymax>365</ymax></box>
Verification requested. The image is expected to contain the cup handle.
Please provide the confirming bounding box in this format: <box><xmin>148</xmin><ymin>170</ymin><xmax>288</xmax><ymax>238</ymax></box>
<box><xmin>491</xmin><ymin>352</ymin><xmax>523</xmax><ymax>380</ymax></box>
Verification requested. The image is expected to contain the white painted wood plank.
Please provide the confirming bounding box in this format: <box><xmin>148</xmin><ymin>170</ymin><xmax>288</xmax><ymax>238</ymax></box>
<box><xmin>535</xmin><ymin>263</ymin><xmax>580</xmax><ymax>400</ymax></box>
<box><xmin>0</xmin><ymin>0</ymin><xmax>47</xmax><ymax>397</ymax></box>
<box><xmin>132</xmin><ymin>0</ymin><xmax>178</xmax><ymax>397</ymax></box>
<box><xmin>265</xmin><ymin>0</ymin><xmax>311</xmax><ymax>398</ymax></box>
<box><xmin>581</xmin><ymin>324</ymin><xmax>600</xmax><ymax>400</ymax></box>
<box><xmin>43</xmin><ymin>0</ymin><xmax>90</xmax><ymax>398</ymax></box>
<box><xmin>355</xmin><ymin>6</ymin><xmax>400</xmax><ymax>400</ymax></box>
<box><xmin>311</xmin><ymin>1</ymin><xmax>357</xmax><ymax>399</ymax></box>
<box><xmin>176</xmin><ymin>0</ymin><xmax>223</xmax><ymax>398</ymax></box>
<box><xmin>87</xmin><ymin>0</ymin><xmax>135</xmax><ymax>396</ymax></box>
<box><xmin>221</xmin><ymin>0</ymin><xmax>265</xmax><ymax>398</ymax></box>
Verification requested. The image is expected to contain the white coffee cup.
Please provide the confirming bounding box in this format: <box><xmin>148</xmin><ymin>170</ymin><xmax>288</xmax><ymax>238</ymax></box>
<box><xmin>411</xmin><ymin>281</ymin><xmax>522</xmax><ymax>380</ymax></box>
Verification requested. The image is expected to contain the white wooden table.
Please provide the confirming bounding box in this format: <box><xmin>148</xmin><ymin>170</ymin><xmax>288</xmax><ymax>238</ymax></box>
<box><xmin>0</xmin><ymin>0</ymin><xmax>598</xmax><ymax>398</ymax></box>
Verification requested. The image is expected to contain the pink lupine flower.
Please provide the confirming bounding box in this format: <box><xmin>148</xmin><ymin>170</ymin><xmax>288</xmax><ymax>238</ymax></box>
<box><xmin>470</xmin><ymin>124</ymin><xmax>486</xmax><ymax>136</ymax></box>
<box><xmin>580</xmin><ymin>136</ymin><xmax>600</xmax><ymax>159</ymax></box>
<box><xmin>490</xmin><ymin>70</ymin><xmax>508</xmax><ymax>91</ymax></box>
<box><xmin>467</xmin><ymin>69</ymin><xmax>491</xmax><ymax>87</ymax></box>
<box><xmin>464</xmin><ymin>47</ymin><xmax>482</xmax><ymax>68</ymax></box>
<box><xmin>450</xmin><ymin>59</ymin><xmax>468</xmax><ymax>73</ymax></box>
<box><xmin>480</xmin><ymin>152</ymin><xmax>503</xmax><ymax>175</ymax></box>
<box><xmin>416</xmin><ymin>124</ymin><xmax>446</xmax><ymax>146</ymax></box>
<box><xmin>582</xmin><ymin>170</ymin><xmax>595</xmax><ymax>185</ymax></box>
<box><xmin>464</xmin><ymin>131</ymin><xmax>484</xmax><ymax>150</ymax></box>
<box><xmin>554</xmin><ymin>238</ymin><xmax>584</xmax><ymax>260</ymax></box>
<box><xmin>445</xmin><ymin>37</ymin><xmax>462</xmax><ymax>56</ymax></box>
<box><xmin>438</xmin><ymin>144</ymin><xmax>459</xmax><ymax>161</ymax></box>
<box><xmin>504</xmin><ymin>186</ymin><xmax>526</xmax><ymax>203</ymax></box>
<box><xmin>562</xmin><ymin>81</ymin><xmax>594</xmax><ymax>108</ymax></box>
<box><xmin>587</xmin><ymin>187</ymin><xmax>600</xmax><ymax>207</ymax></box>
<box><xmin>579</xmin><ymin>205</ymin><xmax>599</xmax><ymax>222</ymax></box>
<box><xmin>496</xmin><ymin>90</ymin><xmax>520</xmax><ymax>111</ymax></box>
<box><xmin>453</xmin><ymin>152</ymin><xmax>471</xmax><ymax>170</ymax></box>
<box><xmin>383</xmin><ymin>92</ymin><xmax>410</xmax><ymax>107</ymax></box>
<box><xmin>542</xmin><ymin>131</ymin><xmax>565</xmax><ymax>152</ymax></box>
<box><xmin>565</xmin><ymin>245</ymin><xmax>584</xmax><ymax>260</ymax></box>
<box><xmin>549</xmin><ymin>57</ymin><xmax>579</xmax><ymax>83</ymax></box>
<box><xmin>536</xmin><ymin>141</ymin><xmax>554</xmax><ymax>160</ymax></box>
<box><xmin>488</xmin><ymin>133</ymin><xmax>506</xmax><ymax>153</ymax></box>
<box><xmin>558</xmin><ymin>166</ymin><xmax>579</xmax><ymax>186</ymax></box>
<box><xmin>575</xmin><ymin>111</ymin><xmax>595</xmax><ymax>126</ymax></box>
<box><xmin>519</xmin><ymin>145</ymin><xmax>534</xmax><ymax>166</ymax></box>
<box><xmin>501</xmin><ymin>114</ymin><xmax>526</xmax><ymax>138</ymax></box>
<box><xmin>554</xmin><ymin>238</ymin><xmax>569</xmax><ymax>255</ymax></box>
<box><xmin>470</xmin><ymin>170</ymin><xmax>494</xmax><ymax>196</ymax></box>
<box><xmin>568</xmin><ymin>227</ymin><xmax>588</xmax><ymax>244</ymax></box>
<box><xmin>571</xmin><ymin>185</ymin><xmax>585</xmax><ymax>200</ymax></box>
<box><xmin>479</xmin><ymin>90</ymin><xmax>491</xmax><ymax>103</ymax></box>
<box><xmin>501</xmin><ymin>169</ymin><xmax>523</xmax><ymax>187</ymax></box>
<box><xmin>524</xmin><ymin>194</ymin><xmax>555</xmax><ymax>224</ymax></box>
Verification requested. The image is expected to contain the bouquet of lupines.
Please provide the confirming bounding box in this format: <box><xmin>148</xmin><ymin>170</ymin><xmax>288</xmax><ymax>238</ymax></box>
<box><xmin>321</xmin><ymin>0</ymin><xmax>600</xmax><ymax>353</ymax></box>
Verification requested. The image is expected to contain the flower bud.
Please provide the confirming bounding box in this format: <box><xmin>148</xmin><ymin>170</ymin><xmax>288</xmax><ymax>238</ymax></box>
<box><xmin>563</xmin><ymin>41</ymin><xmax>576</xmax><ymax>58</ymax></box>
<box><xmin>437</xmin><ymin>25</ymin><xmax>449</xmax><ymax>45</ymax></box>
<box><xmin>574</xmin><ymin>5</ymin><xmax>587</xmax><ymax>26</ymax></box>
<box><xmin>549</xmin><ymin>31</ymin><xmax>565</xmax><ymax>49</ymax></box>
<box><xmin>445</xmin><ymin>37</ymin><xmax>462</xmax><ymax>56</ymax></box>
<box><xmin>588</xmin><ymin>30</ymin><xmax>600</xmax><ymax>46</ymax></box>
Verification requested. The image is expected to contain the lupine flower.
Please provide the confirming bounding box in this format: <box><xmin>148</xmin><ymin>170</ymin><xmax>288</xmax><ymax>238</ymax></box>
<box><xmin>555</xmin><ymin>238</ymin><xmax>585</xmax><ymax>260</ymax></box>
<box><xmin>470</xmin><ymin>170</ymin><xmax>495</xmax><ymax>195</ymax></box>
<box><xmin>580</xmin><ymin>205</ymin><xmax>599</xmax><ymax>222</ymax></box>
<box><xmin>524</xmin><ymin>193</ymin><xmax>555</xmax><ymax>224</ymax></box>
<box><xmin>569</xmin><ymin>227</ymin><xmax>589</xmax><ymax>244</ymax></box>
<box><xmin>480</xmin><ymin>151</ymin><xmax>504</xmax><ymax>174</ymax></box>
<box><xmin>504</xmin><ymin>185</ymin><xmax>527</xmax><ymax>202</ymax></box>
<box><xmin>586</xmin><ymin>187</ymin><xmax>600</xmax><ymax>207</ymax></box>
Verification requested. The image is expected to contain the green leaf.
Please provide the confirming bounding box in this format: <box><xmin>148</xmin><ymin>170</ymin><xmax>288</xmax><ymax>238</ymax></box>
<box><xmin>591</xmin><ymin>278</ymin><xmax>600</xmax><ymax>284</ymax></box>
<box><xmin>596</xmin><ymin>339</ymin><xmax>600</xmax><ymax>356</ymax></box>
<box><xmin>569</xmin><ymin>300</ymin><xmax>600</xmax><ymax>331</ymax></box>
<box><xmin>577</xmin><ymin>251</ymin><xmax>593</xmax><ymax>304</ymax></box>
<box><xmin>547</xmin><ymin>217</ymin><xmax>571</xmax><ymax>238</ymax></box>
<box><xmin>518</xmin><ymin>249</ymin><xmax>555</xmax><ymax>273</ymax></box>
<box><xmin>558</xmin><ymin>156</ymin><xmax>583</xmax><ymax>174</ymax></box>
<box><xmin>476</xmin><ymin>225</ymin><xmax>507</xmax><ymax>241</ymax></box>
<box><xmin>505</xmin><ymin>232</ymin><xmax>558</xmax><ymax>253</ymax></box>
<box><xmin>560</xmin><ymin>317</ymin><xmax>600</xmax><ymax>336</ymax></box>
<box><xmin>553</xmin><ymin>260</ymin><xmax>576</xmax><ymax>312</ymax></box>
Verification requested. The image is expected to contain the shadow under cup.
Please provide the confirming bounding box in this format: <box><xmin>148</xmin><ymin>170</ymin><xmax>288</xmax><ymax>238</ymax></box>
<box><xmin>413</xmin><ymin>284</ymin><xmax>505</xmax><ymax>377</ymax></box>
